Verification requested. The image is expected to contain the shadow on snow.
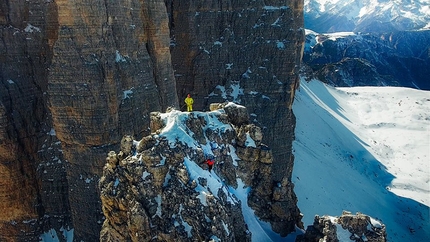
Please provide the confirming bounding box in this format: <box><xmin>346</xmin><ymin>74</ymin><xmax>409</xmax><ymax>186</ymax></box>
<box><xmin>292</xmin><ymin>80</ymin><xmax>429</xmax><ymax>241</ymax></box>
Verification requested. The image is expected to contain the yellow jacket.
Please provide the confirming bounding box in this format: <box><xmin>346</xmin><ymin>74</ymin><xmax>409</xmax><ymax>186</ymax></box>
<box><xmin>185</xmin><ymin>97</ymin><xmax>194</xmax><ymax>106</ymax></box>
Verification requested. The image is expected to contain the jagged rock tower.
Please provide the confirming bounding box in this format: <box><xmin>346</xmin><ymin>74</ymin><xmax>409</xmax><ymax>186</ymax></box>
<box><xmin>0</xmin><ymin>0</ymin><xmax>304</xmax><ymax>240</ymax></box>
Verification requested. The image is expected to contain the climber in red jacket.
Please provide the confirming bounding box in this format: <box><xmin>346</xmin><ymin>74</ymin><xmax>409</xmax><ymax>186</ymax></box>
<box><xmin>206</xmin><ymin>158</ymin><xmax>215</xmax><ymax>172</ymax></box>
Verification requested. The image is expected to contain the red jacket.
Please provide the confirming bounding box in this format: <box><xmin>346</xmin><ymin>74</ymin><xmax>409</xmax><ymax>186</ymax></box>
<box><xmin>206</xmin><ymin>159</ymin><xmax>214</xmax><ymax>166</ymax></box>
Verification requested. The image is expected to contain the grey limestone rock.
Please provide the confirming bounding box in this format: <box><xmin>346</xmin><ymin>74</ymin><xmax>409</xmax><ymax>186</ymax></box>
<box><xmin>99</xmin><ymin>105</ymin><xmax>300</xmax><ymax>241</ymax></box>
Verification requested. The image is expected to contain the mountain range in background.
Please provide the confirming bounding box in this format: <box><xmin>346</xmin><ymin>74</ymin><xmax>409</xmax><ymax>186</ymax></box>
<box><xmin>303</xmin><ymin>30</ymin><xmax>430</xmax><ymax>90</ymax></box>
<box><xmin>304</xmin><ymin>0</ymin><xmax>430</xmax><ymax>33</ymax></box>
<box><xmin>300</xmin><ymin>2</ymin><xmax>430</xmax><ymax>241</ymax></box>
<box><xmin>303</xmin><ymin>0</ymin><xmax>430</xmax><ymax>91</ymax></box>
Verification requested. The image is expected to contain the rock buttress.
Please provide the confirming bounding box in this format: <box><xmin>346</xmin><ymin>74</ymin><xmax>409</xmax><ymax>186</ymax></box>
<box><xmin>47</xmin><ymin>0</ymin><xmax>178</xmax><ymax>240</ymax></box>
<box><xmin>100</xmin><ymin>104</ymin><xmax>303</xmax><ymax>241</ymax></box>
<box><xmin>297</xmin><ymin>211</ymin><xmax>387</xmax><ymax>242</ymax></box>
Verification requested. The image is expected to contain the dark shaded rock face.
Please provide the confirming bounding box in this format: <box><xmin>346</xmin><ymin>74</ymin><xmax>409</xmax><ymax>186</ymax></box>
<box><xmin>303</xmin><ymin>30</ymin><xmax>430</xmax><ymax>90</ymax></box>
<box><xmin>169</xmin><ymin>0</ymin><xmax>305</xmax><ymax>196</ymax></box>
<box><xmin>99</xmin><ymin>104</ymin><xmax>302</xmax><ymax>241</ymax></box>
<box><xmin>0</xmin><ymin>0</ymin><xmax>304</xmax><ymax>240</ymax></box>
<box><xmin>0</xmin><ymin>1</ymin><xmax>72</xmax><ymax>241</ymax></box>
<box><xmin>47</xmin><ymin>0</ymin><xmax>178</xmax><ymax>239</ymax></box>
<box><xmin>297</xmin><ymin>211</ymin><xmax>387</xmax><ymax>242</ymax></box>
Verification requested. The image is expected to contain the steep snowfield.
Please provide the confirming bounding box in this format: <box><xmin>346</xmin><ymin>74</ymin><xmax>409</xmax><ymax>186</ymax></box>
<box><xmin>292</xmin><ymin>79</ymin><xmax>430</xmax><ymax>241</ymax></box>
<box><xmin>158</xmin><ymin>108</ymin><xmax>302</xmax><ymax>242</ymax></box>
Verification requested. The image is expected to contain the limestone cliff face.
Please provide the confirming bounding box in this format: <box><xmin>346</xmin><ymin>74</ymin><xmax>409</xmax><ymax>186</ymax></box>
<box><xmin>99</xmin><ymin>103</ymin><xmax>302</xmax><ymax>241</ymax></box>
<box><xmin>169</xmin><ymin>0</ymin><xmax>305</xmax><ymax>234</ymax></box>
<box><xmin>169</xmin><ymin>1</ymin><xmax>305</xmax><ymax>182</ymax></box>
<box><xmin>48</xmin><ymin>0</ymin><xmax>177</xmax><ymax>239</ymax></box>
<box><xmin>0</xmin><ymin>0</ymin><xmax>304</xmax><ymax>240</ymax></box>
<box><xmin>1</xmin><ymin>0</ymin><xmax>177</xmax><ymax>240</ymax></box>
<box><xmin>0</xmin><ymin>1</ymin><xmax>71</xmax><ymax>241</ymax></box>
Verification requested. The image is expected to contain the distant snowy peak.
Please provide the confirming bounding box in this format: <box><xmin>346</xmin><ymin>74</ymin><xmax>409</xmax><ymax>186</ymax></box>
<box><xmin>305</xmin><ymin>0</ymin><xmax>430</xmax><ymax>32</ymax></box>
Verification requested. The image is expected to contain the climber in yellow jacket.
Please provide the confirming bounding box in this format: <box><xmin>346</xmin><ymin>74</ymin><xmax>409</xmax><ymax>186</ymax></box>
<box><xmin>184</xmin><ymin>94</ymin><xmax>194</xmax><ymax>112</ymax></box>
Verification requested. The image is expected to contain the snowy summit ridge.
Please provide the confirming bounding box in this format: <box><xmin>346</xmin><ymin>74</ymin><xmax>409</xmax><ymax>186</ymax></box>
<box><xmin>98</xmin><ymin>102</ymin><xmax>303</xmax><ymax>241</ymax></box>
<box><xmin>97</xmin><ymin>99</ymin><xmax>395</xmax><ymax>241</ymax></box>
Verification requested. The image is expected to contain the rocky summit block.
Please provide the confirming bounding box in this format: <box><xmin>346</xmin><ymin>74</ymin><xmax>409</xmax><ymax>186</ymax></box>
<box><xmin>99</xmin><ymin>103</ymin><xmax>303</xmax><ymax>241</ymax></box>
<box><xmin>297</xmin><ymin>211</ymin><xmax>387</xmax><ymax>242</ymax></box>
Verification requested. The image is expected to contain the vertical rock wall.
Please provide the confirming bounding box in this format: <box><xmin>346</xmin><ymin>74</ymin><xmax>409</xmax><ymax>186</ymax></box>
<box><xmin>169</xmin><ymin>0</ymin><xmax>305</xmax><ymax>233</ymax></box>
<box><xmin>169</xmin><ymin>0</ymin><xmax>304</xmax><ymax>179</ymax></box>
<box><xmin>48</xmin><ymin>0</ymin><xmax>178</xmax><ymax>240</ymax></box>
<box><xmin>1</xmin><ymin>0</ymin><xmax>178</xmax><ymax>240</ymax></box>
<box><xmin>0</xmin><ymin>0</ymin><xmax>72</xmax><ymax>241</ymax></box>
<box><xmin>0</xmin><ymin>0</ymin><xmax>304</xmax><ymax>240</ymax></box>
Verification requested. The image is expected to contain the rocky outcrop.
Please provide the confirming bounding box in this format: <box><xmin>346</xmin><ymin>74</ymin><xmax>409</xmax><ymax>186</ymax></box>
<box><xmin>99</xmin><ymin>103</ymin><xmax>303</xmax><ymax>241</ymax></box>
<box><xmin>297</xmin><ymin>211</ymin><xmax>387</xmax><ymax>242</ymax></box>
<box><xmin>1</xmin><ymin>0</ymin><xmax>304</xmax><ymax>240</ymax></box>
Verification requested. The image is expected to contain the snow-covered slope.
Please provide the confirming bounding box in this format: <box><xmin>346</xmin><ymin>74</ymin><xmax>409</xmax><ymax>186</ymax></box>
<box><xmin>154</xmin><ymin>108</ymin><xmax>302</xmax><ymax>241</ymax></box>
<box><xmin>292</xmin><ymin>79</ymin><xmax>430</xmax><ymax>241</ymax></box>
<box><xmin>304</xmin><ymin>0</ymin><xmax>430</xmax><ymax>32</ymax></box>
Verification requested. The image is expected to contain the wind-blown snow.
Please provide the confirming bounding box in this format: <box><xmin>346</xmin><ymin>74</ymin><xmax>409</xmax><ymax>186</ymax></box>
<box><xmin>24</xmin><ymin>24</ymin><xmax>41</xmax><ymax>33</ymax></box>
<box><xmin>292</xmin><ymin>79</ymin><xmax>430</xmax><ymax>242</ymax></box>
<box><xmin>159</xmin><ymin>109</ymin><xmax>234</xmax><ymax>150</ymax></box>
<box><xmin>166</xmin><ymin>106</ymin><xmax>303</xmax><ymax>241</ymax></box>
<box><xmin>183</xmin><ymin>157</ymin><xmax>301</xmax><ymax>241</ymax></box>
<box><xmin>122</xmin><ymin>88</ymin><xmax>133</xmax><ymax>100</ymax></box>
<box><xmin>210</xmin><ymin>84</ymin><xmax>244</xmax><ymax>103</ymax></box>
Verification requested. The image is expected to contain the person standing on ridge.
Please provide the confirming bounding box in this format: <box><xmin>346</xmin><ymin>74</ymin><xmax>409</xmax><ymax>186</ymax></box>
<box><xmin>184</xmin><ymin>93</ymin><xmax>194</xmax><ymax>112</ymax></box>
